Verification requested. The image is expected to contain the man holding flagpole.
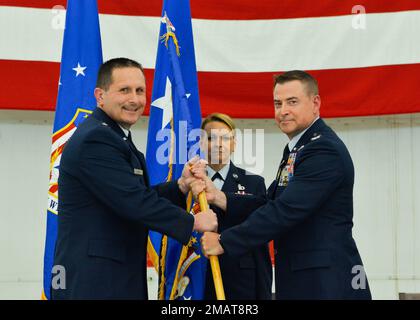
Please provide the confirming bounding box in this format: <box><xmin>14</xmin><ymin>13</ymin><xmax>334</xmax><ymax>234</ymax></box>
<box><xmin>45</xmin><ymin>0</ymin><xmax>219</xmax><ymax>301</ymax></box>
<box><xmin>52</xmin><ymin>57</ymin><xmax>217</xmax><ymax>300</ymax></box>
<box><xmin>199</xmin><ymin>71</ymin><xmax>371</xmax><ymax>300</ymax></box>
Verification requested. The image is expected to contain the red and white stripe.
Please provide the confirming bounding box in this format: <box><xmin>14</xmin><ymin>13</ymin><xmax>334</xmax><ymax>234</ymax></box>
<box><xmin>1</xmin><ymin>0</ymin><xmax>420</xmax><ymax>118</ymax></box>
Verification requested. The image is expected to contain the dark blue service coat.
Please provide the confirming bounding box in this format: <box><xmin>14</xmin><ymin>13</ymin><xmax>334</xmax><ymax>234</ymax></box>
<box><xmin>52</xmin><ymin>108</ymin><xmax>193</xmax><ymax>299</ymax></box>
<box><xmin>221</xmin><ymin>119</ymin><xmax>371</xmax><ymax>299</ymax></box>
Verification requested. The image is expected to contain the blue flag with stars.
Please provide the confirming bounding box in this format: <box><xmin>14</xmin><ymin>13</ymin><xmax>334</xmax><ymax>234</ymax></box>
<box><xmin>42</xmin><ymin>0</ymin><xmax>103</xmax><ymax>300</ymax></box>
<box><xmin>146</xmin><ymin>0</ymin><xmax>206</xmax><ymax>300</ymax></box>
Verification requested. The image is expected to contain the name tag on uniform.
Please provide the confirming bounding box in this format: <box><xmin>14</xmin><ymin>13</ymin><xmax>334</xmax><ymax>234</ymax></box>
<box><xmin>134</xmin><ymin>168</ymin><xmax>143</xmax><ymax>176</ymax></box>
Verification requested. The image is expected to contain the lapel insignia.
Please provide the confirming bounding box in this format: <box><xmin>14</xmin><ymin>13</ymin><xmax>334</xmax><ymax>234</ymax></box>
<box><xmin>101</xmin><ymin>122</ymin><xmax>108</xmax><ymax>126</ymax></box>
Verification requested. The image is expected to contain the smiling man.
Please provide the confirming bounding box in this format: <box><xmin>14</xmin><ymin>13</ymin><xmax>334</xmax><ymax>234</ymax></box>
<box><xmin>200</xmin><ymin>70</ymin><xmax>372</xmax><ymax>300</ymax></box>
<box><xmin>94</xmin><ymin>60</ymin><xmax>146</xmax><ymax>128</ymax></box>
<box><xmin>52</xmin><ymin>58</ymin><xmax>217</xmax><ymax>299</ymax></box>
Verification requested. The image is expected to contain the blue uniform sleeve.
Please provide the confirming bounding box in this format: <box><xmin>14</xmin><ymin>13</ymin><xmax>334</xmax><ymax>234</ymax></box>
<box><xmin>76</xmin><ymin>128</ymin><xmax>194</xmax><ymax>245</ymax></box>
<box><xmin>221</xmin><ymin>139</ymin><xmax>344</xmax><ymax>256</ymax></box>
<box><xmin>154</xmin><ymin>181</ymin><xmax>187</xmax><ymax>210</ymax></box>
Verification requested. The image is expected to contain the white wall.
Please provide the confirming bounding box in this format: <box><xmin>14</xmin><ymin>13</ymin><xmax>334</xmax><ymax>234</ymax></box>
<box><xmin>0</xmin><ymin>109</ymin><xmax>419</xmax><ymax>299</ymax></box>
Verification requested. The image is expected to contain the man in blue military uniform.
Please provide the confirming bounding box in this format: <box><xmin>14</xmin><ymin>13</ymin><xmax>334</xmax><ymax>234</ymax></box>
<box><xmin>196</xmin><ymin>113</ymin><xmax>272</xmax><ymax>300</ymax></box>
<box><xmin>52</xmin><ymin>58</ymin><xmax>217</xmax><ymax>299</ymax></box>
<box><xmin>199</xmin><ymin>70</ymin><xmax>371</xmax><ymax>299</ymax></box>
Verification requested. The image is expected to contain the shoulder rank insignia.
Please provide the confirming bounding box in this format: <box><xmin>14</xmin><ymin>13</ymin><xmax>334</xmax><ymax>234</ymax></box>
<box><xmin>311</xmin><ymin>133</ymin><xmax>321</xmax><ymax>141</ymax></box>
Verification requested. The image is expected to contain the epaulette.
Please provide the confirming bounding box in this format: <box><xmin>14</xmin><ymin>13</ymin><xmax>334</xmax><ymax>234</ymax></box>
<box><xmin>310</xmin><ymin>133</ymin><xmax>322</xmax><ymax>141</ymax></box>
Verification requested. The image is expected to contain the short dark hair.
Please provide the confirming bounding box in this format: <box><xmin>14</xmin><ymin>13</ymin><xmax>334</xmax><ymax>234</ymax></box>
<box><xmin>273</xmin><ymin>70</ymin><xmax>319</xmax><ymax>96</ymax></box>
<box><xmin>96</xmin><ymin>58</ymin><xmax>144</xmax><ymax>90</ymax></box>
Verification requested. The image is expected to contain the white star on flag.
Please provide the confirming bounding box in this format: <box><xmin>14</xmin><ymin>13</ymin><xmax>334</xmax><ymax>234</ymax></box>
<box><xmin>151</xmin><ymin>77</ymin><xmax>192</xmax><ymax>130</ymax></box>
<box><xmin>72</xmin><ymin>63</ymin><xmax>87</xmax><ymax>77</ymax></box>
<box><xmin>151</xmin><ymin>77</ymin><xmax>173</xmax><ymax>130</ymax></box>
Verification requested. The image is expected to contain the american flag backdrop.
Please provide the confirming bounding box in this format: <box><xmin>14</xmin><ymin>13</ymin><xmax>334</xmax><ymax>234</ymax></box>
<box><xmin>1</xmin><ymin>0</ymin><xmax>420</xmax><ymax>118</ymax></box>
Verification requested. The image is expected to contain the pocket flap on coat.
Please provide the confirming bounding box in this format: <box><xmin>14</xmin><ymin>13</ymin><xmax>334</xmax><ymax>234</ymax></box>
<box><xmin>87</xmin><ymin>239</ymin><xmax>126</xmax><ymax>263</ymax></box>
<box><xmin>290</xmin><ymin>250</ymin><xmax>331</xmax><ymax>271</ymax></box>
